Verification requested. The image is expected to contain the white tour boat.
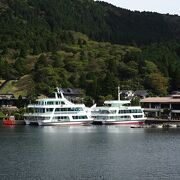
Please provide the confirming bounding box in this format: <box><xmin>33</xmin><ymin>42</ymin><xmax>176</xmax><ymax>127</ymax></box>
<box><xmin>24</xmin><ymin>88</ymin><xmax>93</xmax><ymax>126</ymax></box>
<box><xmin>92</xmin><ymin>87</ymin><xmax>146</xmax><ymax>125</ymax></box>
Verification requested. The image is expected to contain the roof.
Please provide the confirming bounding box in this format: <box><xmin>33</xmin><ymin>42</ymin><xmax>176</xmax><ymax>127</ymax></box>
<box><xmin>60</xmin><ymin>88</ymin><xmax>82</xmax><ymax>95</ymax></box>
<box><xmin>0</xmin><ymin>94</ymin><xmax>15</xmax><ymax>99</ymax></box>
<box><xmin>134</xmin><ymin>90</ymin><xmax>148</xmax><ymax>96</ymax></box>
<box><xmin>171</xmin><ymin>94</ymin><xmax>180</xmax><ymax>98</ymax></box>
<box><xmin>121</xmin><ymin>90</ymin><xmax>133</xmax><ymax>93</ymax></box>
<box><xmin>105</xmin><ymin>100</ymin><xmax>130</xmax><ymax>104</ymax></box>
<box><xmin>171</xmin><ymin>91</ymin><xmax>180</xmax><ymax>95</ymax></box>
<box><xmin>141</xmin><ymin>97</ymin><xmax>180</xmax><ymax>103</ymax></box>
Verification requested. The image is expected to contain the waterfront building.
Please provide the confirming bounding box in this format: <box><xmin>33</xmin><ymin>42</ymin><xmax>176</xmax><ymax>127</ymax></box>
<box><xmin>120</xmin><ymin>90</ymin><xmax>148</xmax><ymax>100</ymax></box>
<box><xmin>140</xmin><ymin>94</ymin><xmax>180</xmax><ymax>120</ymax></box>
<box><xmin>121</xmin><ymin>90</ymin><xmax>134</xmax><ymax>100</ymax></box>
<box><xmin>0</xmin><ymin>94</ymin><xmax>28</xmax><ymax>107</ymax></box>
<box><xmin>134</xmin><ymin>90</ymin><xmax>149</xmax><ymax>99</ymax></box>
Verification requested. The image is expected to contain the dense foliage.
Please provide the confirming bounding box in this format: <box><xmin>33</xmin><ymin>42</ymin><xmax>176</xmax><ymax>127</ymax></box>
<box><xmin>1</xmin><ymin>0</ymin><xmax>180</xmax><ymax>49</ymax></box>
<box><xmin>0</xmin><ymin>0</ymin><xmax>180</xmax><ymax>102</ymax></box>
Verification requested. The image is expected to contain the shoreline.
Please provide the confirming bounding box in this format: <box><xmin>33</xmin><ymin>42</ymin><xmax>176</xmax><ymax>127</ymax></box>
<box><xmin>145</xmin><ymin>118</ymin><xmax>180</xmax><ymax>125</ymax></box>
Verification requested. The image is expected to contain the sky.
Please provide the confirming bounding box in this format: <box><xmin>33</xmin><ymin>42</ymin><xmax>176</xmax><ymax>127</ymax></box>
<box><xmin>97</xmin><ymin>0</ymin><xmax>180</xmax><ymax>15</ymax></box>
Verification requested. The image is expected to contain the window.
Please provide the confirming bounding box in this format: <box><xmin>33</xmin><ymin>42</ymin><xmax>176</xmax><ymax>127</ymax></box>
<box><xmin>46</xmin><ymin>108</ymin><xmax>53</xmax><ymax>112</ymax></box>
<box><xmin>47</xmin><ymin>101</ymin><xmax>54</xmax><ymax>105</ymax></box>
<box><xmin>56</xmin><ymin>116</ymin><xmax>69</xmax><ymax>121</ymax></box>
<box><xmin>72</xmin><ymin>116</ymin><xmax>87</xmax><ymax>119</ymax></box>
<box><xmin>110</xmin><ymin>110</ymin><xmax>116</xmax><ymax>114</ymax></box>
<box><xmin>119</xmin><ymin>109</ymin><xmax>142</xmax><ymax>114</ymax></box>
<box><xmin>119</xmin><ymin>116</ymin><xmax>130</xmax><ymax>119</ymax></box>
<box><xmin>133</xmin><ymin>115</ymin><xmax>143</xmax><ymax>118</ymax></box>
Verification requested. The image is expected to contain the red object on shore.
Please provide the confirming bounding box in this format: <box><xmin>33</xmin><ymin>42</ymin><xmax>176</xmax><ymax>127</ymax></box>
<box><xmin>3</xmin><ymin>119</ymin><xmax>15</xmax><ymax>125</ymax></box>
<box><xmin>3</xmin><ymin>116</ymin><xmax>15</xmax><ymax>125</ymax></box>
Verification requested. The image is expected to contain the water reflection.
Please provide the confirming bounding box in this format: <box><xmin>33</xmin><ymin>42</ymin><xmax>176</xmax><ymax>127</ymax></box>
<box><xmin>1</xmin><ymin>125</ymin><xmax>180</xmax><ymax>179</ymax></box>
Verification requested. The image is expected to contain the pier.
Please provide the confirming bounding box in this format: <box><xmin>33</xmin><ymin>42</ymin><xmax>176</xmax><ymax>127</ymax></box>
<box><xmin>145</xmin><ymin>118</ymin><xmax>180</xmax><ymax>125</ymax></box>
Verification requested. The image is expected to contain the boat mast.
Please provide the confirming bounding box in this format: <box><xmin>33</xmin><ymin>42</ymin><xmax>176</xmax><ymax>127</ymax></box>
<box><xmin>55</xmin><ymin>87</ymin><xmax>65</xmax><ymax>99</ymax></box>
<box><xmin>118</xmin><ymin>86</ymin><xmax>121</xmax><ymax>101</ymax></box>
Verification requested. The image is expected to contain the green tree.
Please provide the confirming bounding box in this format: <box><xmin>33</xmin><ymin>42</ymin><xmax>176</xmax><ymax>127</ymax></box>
<box><xmin>145</xmin><ymin>72</ymin><xmax>168</xmax><ymax>96</ymax></box>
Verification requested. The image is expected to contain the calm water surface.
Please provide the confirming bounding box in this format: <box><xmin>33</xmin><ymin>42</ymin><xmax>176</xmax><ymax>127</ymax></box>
<box><xmin>0</xmin><ymin>124</ymin><xmax>180</xmax><ymax>180</ymax></box>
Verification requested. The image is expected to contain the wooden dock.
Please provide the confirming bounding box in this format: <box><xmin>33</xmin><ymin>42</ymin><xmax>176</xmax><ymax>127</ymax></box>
<box><xmin>145</xmin><ymin>118</ymin><xmax>180</xmax><ymax>125</ymax></box>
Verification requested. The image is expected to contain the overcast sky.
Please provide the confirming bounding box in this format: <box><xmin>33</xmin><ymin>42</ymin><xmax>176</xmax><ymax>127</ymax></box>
<box><xmin>97</xmin><ymin>0</ymin><xmax>180</xmax><ymax>15</ymax></box>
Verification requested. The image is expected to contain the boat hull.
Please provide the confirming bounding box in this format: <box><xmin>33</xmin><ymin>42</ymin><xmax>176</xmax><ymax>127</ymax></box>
<box><xmin>41</xmin><ymin>121</ymin><xmax>92</xmax><ymax>126</ymax></box>
<box><xmin>25</xmin><ymin>120</ymin><xmax>93</xmax><ymax>126</ymax></box>
<box><xmin>92</xmin><ymin>120</ymin><xmax>144</xmax><ymax>125</ymax></box>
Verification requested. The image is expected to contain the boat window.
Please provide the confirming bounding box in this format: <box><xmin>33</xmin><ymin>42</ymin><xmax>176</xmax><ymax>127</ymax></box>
<box><xmin>119</xmin><ymin>110</ymin><xmax>125</xmax><ymax>114</ymax></box>
<box><xmin>72</xmin><ymin>116</ymin><xmax>87</xmax><ymax>119</ymax></box>
<box><xmin>75</xmin><ymin>107</ymin><xmax>83</xmax><ymax>111</ymax></box>
<box><xmin>35</xmin><ymin>108</ymin><xmax>43</xmax><ymax>113</ymax></box>
<box><xmin>110</xmin><ymin>116</ymin><xmax>115</xmax><ymax>119</ymax></box>
<box><xmin>133</xmin><ymin>115</ymin><xmax>143</xmax><ymax>118</ymax></box>
<box><xmin>132</xmin><ymin>109</ymin><xmax>142</xmax><ymax>113</ymax></box>
<box><xmin>47</xmin><ymin>101</ymin><xmax>54</xmax><ymax>105</ymax></box>
<box><xmin>120</xmin><ymin>116</ymin><xmax>131</xmax><ymax>119</ymax></box>
<box><xmin>104</xmin><ymin>104</ymin><xmax>111</xmax><ymax>107</ymax></box>
<box><xmin>110</xmin><ymin>110</ymin><xmax>116</xmax><ymax>114</ymax></box>
<box><xmin>119</xmin><ymin>109</ymin><xmax>142</xmax><ymax>114</ymax></box>
<box><xmin>100</xmin><ymin>110</ymin><xmax>109</xmax><ymax>114</ymax></box>
<box><xmin>53</xmin><ymin>116</ymin><xmax>69</xmax><ymax>120</ymax></box>
<box><xmin>55</xmin><ymin>107</ymin><xmax>83</xmax><ymax>112</ymax></box>
<box><xmin>46</xmin><ymin>108</ymin><xmax>53</xmax><ymax>112</ymax></box>
<box><xmin>38</xmin><ymin>101</ymin><xmax>44</xmax><ymax>105</ymax></box>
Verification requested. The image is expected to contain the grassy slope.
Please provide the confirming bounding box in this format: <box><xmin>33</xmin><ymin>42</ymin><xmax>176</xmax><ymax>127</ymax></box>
<box><xmin>0</xmin><ymin>75</ymin><xmax>34</xmax><ymax>97</ymax></box>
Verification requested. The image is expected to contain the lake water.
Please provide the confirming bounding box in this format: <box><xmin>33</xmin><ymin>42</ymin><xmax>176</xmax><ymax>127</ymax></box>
<box><xmin>0</xmin><ymin>125</ymin><xmax>180</xmax><ymax>180</ymax></box>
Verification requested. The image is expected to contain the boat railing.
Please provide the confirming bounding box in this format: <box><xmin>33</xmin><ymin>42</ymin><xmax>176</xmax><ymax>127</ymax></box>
<box><xmin>92</xmin><ymin>111</ymin><xmax>117</xmax><ymax>115</ymax></box>
<box><xmin>24</xmin><ymin>113</ymin><xmax>52</xmax><ymax>116</ymax></box>
<box><xmin>54</xmin><ymin>111</ymin><xmax>81</xmax><ymax>114</ymax></box>
<box><xmin>28</xmin><ymin>104</ymin><xmax>65</xmax><ymax>107</ymax></box>
<box><xmin>24</xmin><ymin>111</ymin><xmax>84</xmax><ymax>116</ymax></box>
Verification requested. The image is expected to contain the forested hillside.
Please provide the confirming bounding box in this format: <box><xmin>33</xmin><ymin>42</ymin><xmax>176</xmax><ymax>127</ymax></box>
<box><xmin>1</xmin><ymin>0</ymin><xmax>180</xmax><ymax>48</ymax></box>
<box><xmin>1</xmin><ymin>0</ymin><xmax>180</xmax><ymax>102</ymax></box>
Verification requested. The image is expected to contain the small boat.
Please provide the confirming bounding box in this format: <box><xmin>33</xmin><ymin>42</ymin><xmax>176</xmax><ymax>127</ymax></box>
<box><xmin>3</xmin><ymin>116</ymin><xmax>15</xmax><ymax>125</ymax></box>
<box><xmin>156</xmin><ymin>124</ymin><xmax>163</xmax><ymax>128</ymax></box>
<box><xmin>162</xmin><ymin>124</ymin><xmax>177</xmax><ymax>128</ymax></box>
<box><xmin>131</xmin><ymin>125</ymin><xmax>144</xmax><ymax>128</ymax></box>
<box><xmin>169</xmin><ymin>124</ymin><xmax>177</xmax><ymax>128</ymax></box>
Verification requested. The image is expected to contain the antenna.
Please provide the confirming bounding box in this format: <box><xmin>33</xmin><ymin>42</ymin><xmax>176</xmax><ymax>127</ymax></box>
<box><xmin>55</xmin><ymin>87</ymin><xmax>59</xmax><ymax>99</ymax></box>
<box><xmin>56</xmin><ymin>87</ymin><xmax>58</xmax><ymax>93</ymax></box>
<box><xmin>55</xmin><ymin>87</ymin><xmax>64</xmax><ymax>99</ymax></box>
<box><xmin>118</xmin><ymin>86</ymin><xmax>121</xmax><ymax>101</ymax></box>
